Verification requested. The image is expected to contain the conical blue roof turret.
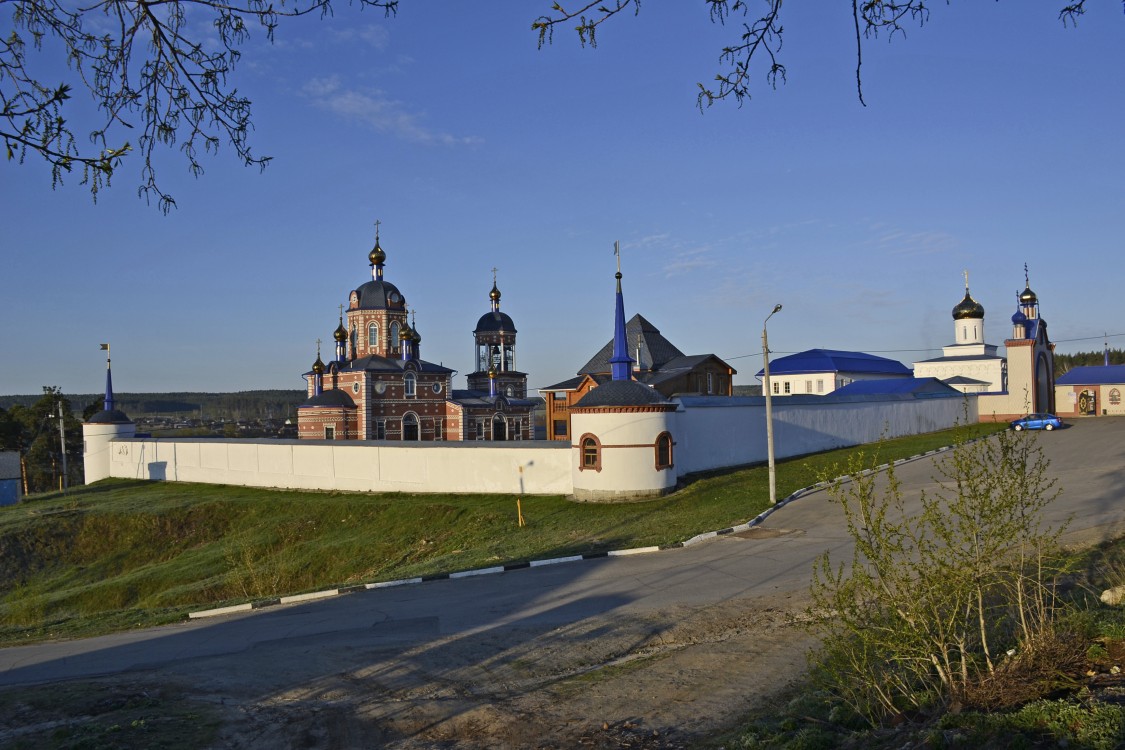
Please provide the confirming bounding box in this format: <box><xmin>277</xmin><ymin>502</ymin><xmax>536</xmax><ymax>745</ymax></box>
<box><xmin>608</xmin><ymin>243</ymin><xmax>635</xmax><ymax>381</ymax></box>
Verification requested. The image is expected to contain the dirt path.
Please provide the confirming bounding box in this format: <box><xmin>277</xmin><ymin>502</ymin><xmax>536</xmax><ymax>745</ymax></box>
<box><xmin>0</xmin><ymin>591</ymin><xmax>816</xmax><ymax>749</ymax></box>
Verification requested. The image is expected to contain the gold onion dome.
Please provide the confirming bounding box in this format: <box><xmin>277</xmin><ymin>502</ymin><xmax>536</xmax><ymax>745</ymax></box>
<box><xmin>489</xmin><ymin>283</ymin><xmax>501</xmax><ymax>303</ymax></box>
<box><xmin>1019</xmin><ymin>285</ymin><xmax>1038</xmax><ymax>305</ymax></box>
<box><xmin>952</xmin><ymin>291</ymin><xmax>985</xmax><ymax>320</ymax></box>
<box><xmin>333</xmin><ymin>321</ymin><xmax>348</xmax><ymax>342</ymax></box>
<box><xmin>369</xmin><ymin>238</ymin><xmax>386</xmax><ymax>266</ymax></box>
<box><xmin>399</xmin><ymin>322</ymin><xmax>414</xmax><ymax>341</ymax></box>
<box><xmin>312</xmin><ymin>356</ymin><xmax>325</xmax><ymax>374</ymax></box>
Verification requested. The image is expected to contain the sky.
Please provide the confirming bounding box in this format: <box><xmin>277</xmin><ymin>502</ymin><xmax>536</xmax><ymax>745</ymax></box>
<box><xmin>2</xmin><ymin>2</ymin><xmax>1124</xmax><ymax>397</ymax></box>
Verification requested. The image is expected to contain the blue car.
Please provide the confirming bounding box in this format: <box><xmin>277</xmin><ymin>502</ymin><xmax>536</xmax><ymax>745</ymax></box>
<box><xmin>1010</xmin><ymin>413</ymin><xmax>1063</xmax><ymax>431</ymax></box>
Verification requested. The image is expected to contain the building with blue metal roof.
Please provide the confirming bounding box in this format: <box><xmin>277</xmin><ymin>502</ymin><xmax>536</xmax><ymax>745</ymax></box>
<box><xmin>753</xmin><ymin>348</ymin><xmax>911</xmax><ymax>396</ymax></box>
<box><xmin>1055</xmin><ymin>365</ymin><xmax>1125</xmax><ymax>417</ymax></box>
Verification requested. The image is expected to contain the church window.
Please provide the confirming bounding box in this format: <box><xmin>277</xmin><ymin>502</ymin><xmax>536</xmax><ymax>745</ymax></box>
<box><xmin>1111</xmin><ymin>389</ymin><xmax>1121</xmax><ymax>406</ymax></box>
<box><xmin>580</xmin><ymin>434</ymin><xmax>602</xmax><ymax>472</ymax></box>
<box><xmin>432</xmin><ymin>381</ymin><xmax>442</xmax><ymax>394</ymax></box>
<box><xmin>513</xmin><ymin>419</ymin><xmax>522</xmax><ymax>440</ymax></box>
<box><xmin>324</xmin><ymin>425</ymin><xmax>335</xmax><ymax>440</ymax></box>
<box><xmin>403</xmin><ymin>413</ymin><xmax>419</xmax><ymax>441</ymax></box>
<box><xmin>390</xmin><ymin>321</ymin><xmax>400</xmax><ymax>347</ymax></box>
<box><xmin>772</xmin><ymin>381</ymin><xmax>779</xmax><ymax>395</ymax></box>
<box><xmin>368</xmin><ymin>323</ymin><xmax>379</xmax><ymax>350</ymax></box>
<box><xmin>434</xmin><ymin>418</ymin><xmax>444</xmax><ymax>440</ymax></box>
<box><xmin>783</xmin><ymin>382</ymin><xmax>791</xmax><ymax>394</ymax></box>
<box><xmin>506</xmin><ymin>385</ymin><xmax>514</xmax><ymax>397</ymax></box>
<box><xmin>655</xmin><ymin>432</ymin><xmax>673</xmax><ymax>470</ymax></box>
<box><xmin>375</xmin><ymin>420</ymin><xmax>386</xmax><ymax>440</ymax></box>
<box><xmin>404</xmin><ymin>372</ymin><xmax>417</xmax><ymax>398</ymax></box>
<box><xmin>351</xmin><ymin>382</ymin><xmax>359</xmax><ymax>394</ymax></box>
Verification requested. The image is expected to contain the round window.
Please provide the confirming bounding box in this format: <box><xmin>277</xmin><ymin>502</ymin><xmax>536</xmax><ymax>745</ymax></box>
<box><xmin>432</xmin><ymin>382</ymin><xmax>442</xmax><ymax>394</ymax></box>
<box><xmin>352</xmin><ymin>382</ymin><xmax>360</xmax><ymax>394</ymax></box>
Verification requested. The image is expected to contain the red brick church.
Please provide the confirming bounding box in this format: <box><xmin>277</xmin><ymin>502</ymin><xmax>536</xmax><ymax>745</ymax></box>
<box><xmin>297</xmin><ymin>228</ymin><xmax>534</xmax><ymax>441</ymax></box>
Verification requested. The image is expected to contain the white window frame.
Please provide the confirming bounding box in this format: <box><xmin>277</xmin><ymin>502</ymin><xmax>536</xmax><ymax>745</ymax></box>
<box><xmin>404</xmin><ymin>372</ymin><xmax>417</xmax><ymax>398</ymax></box>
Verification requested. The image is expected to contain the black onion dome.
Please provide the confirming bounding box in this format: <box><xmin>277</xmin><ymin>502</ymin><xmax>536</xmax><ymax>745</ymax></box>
<box><xmin>574</xmin><ymin>380</ymin><xmax>668</xmax><ymax>407</ymax></box>
<box><xmin>952</xmin><ymin>292</ymin><xmax>985</xmax><ymax>320</ymax></box>
<box><xmin>475</xmin><ymin>310</ymin><xmax>517</xmax><ymax>333</ymax></box>
<box><xmin>1019</xmin><ymin>285</ymin><xmax>1038</xmax><ymax>305</ymax></box>
<box><xmin>86</xmin><ymin>408</ymin><xmax>133</xmax><ymax>425</ymax></box>
<box><xmin>353</xmin><ymin>280</ymin><xmax>405</xmax><ymax>310</ymax></box>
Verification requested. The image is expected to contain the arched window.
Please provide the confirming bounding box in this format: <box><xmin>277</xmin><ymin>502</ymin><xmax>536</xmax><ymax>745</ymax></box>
<box><xmin>654</xmin><ymin>431</ymin><xmax>674</xmax><ymax>470</ymax></box>
<box><xmin>402</xmin><ymin>412</ymin><xmax>419</xmax><ymax>441</ymax></box>
<box><xmin>492</xmin><ymin>414</ymin><xmax>507</xmax><ymax>441</ymax></box>
<box><xmin>390</xmin><ymin>321</ymin><xmax>400</xmax><ymax>347</ymax></box>
<box><xmin>368</xmin><ymin>323</ymin><xmax>379</xmax><ymax>350</ymax></box>
<box><xmin>404</xmin><ymin>372</ymin><xmax>416</xmax><ymax>398</ymax></box>
<box><xmin>579</xmin><ymin>433</ymin><xmax>601</xmax><ymax>472</ymax></box>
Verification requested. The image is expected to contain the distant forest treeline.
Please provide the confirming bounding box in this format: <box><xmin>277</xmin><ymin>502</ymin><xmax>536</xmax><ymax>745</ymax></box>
<box><xmin>1054</xmin><ymin>348</ymin><xmax>1125</xmax><ymax>375</ymax></box>
<box><xmin>0</xmin><ymin>390</ymin><xmax>306</xmax><ymax>420</ymax></box>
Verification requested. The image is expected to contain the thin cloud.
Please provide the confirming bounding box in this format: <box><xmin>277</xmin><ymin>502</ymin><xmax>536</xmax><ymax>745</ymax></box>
<box><xmin>302</xmin><ymin>76</ymin><xmax>483</xmax><ymax>146</ymax></box>
<box><xmin>869</xmin><ymin>225</ymin><xmax>960</xmax><ymax>256</ymax></box>
<box><xmin>330</xmin><ymin>24</ymin><xmax>391</xmax><ymax>49</ymax></box>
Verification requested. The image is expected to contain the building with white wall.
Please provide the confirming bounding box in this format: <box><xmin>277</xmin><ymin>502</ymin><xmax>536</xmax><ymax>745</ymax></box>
<box><xmin>756</xmin><ymin>349</ymin><xmax>912</xmax><ymax>396</ymax></box>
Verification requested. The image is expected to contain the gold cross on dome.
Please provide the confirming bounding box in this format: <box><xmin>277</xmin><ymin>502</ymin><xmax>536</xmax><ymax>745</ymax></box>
<box><xmin>963</xmin><ymin>269</ymin><xmax>969</xmax><ymax>291</ymax></box>
<box><xmin>338</xmin><ymin>303</ymin><xmax>344</xmax><ymax>320</ymax></box>
<box><xmin>491</xmin><ymin>267</ymin><xmax>498</xmax><ymax>285</ymax></box>
<box><xmin>373</xmin><ymin>218</ymin><xmax>381</xmax><ymax>239</ymax></box>
<box><xmin>316</xmin><ymin>338</ymin><xmax>322</xmax><ymax>356</ymax></box>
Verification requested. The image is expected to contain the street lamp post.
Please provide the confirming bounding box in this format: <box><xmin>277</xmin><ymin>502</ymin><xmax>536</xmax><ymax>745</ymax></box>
<box><xmin>54</xmin><ymin>401</ymin><xmax>68</xmax><ymax>494</ymax></box>
<box><xmin>762</xmin><ymin>304</ymin><xmax>782</xmax><ymax>505</ymax></box>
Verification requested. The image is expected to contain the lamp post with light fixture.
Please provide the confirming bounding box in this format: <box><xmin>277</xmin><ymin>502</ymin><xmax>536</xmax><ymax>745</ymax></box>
<box><xmin>762</xmin><ymin>304</ymin><xmax>782</xmax><ymax>505</ymax></box>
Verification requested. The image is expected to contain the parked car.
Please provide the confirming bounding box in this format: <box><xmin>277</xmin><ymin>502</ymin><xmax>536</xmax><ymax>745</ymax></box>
<box><xmin>1010</xmin><ymin>413</ymin><xmax>1063</xmax><ymax>431</ymax></box>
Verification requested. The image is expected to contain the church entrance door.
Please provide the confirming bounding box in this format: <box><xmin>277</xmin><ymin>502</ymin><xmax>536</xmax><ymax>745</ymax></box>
<box><xmin>492</xmin><ymin>415</ymin><xmax>507</xmax><ymax>441</ymax></box>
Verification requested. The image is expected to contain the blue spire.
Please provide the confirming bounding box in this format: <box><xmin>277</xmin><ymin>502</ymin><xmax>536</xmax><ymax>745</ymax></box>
<box><xmin>103</xmin><ymin>353</ymin><xmax>114</xmax><ymax>411</ymax></box>
<box><xmin>609</xmin><ymin>242</ymin><xmax>634</xmax><ymax>381</ymax></box>
<box><xmin>101</xmin><ymin>344</ymin><xmax>115</xmax><ymax>412</ymax></box>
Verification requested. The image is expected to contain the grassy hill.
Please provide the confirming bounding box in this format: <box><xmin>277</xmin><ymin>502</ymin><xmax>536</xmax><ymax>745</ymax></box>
<box><xmin>0</xmin><ymin>423</ymin><xmax>1003</xmax><ymax>644</ymax></box>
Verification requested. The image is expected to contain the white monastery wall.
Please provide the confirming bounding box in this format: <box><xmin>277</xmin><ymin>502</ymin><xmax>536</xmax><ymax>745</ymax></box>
<box><xmin>108</xmin><ymin>439</ymin><xmax>572</xmax><ymax>495</ymax></box>
<box><xmin>95</xmin><ymin>392</ymin><xmax>974</xmax><ymax>498</ymax></box>
<box><xmin>673</xmin><ymin>393</ymin><xmax>974</xmax><ymax>476</ymax></box>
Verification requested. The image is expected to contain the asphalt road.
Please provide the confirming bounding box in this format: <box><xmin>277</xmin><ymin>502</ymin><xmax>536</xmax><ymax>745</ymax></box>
<box><xmin>2</xmin><ymin>417</ymin><xmax>1123</xmax><ymax>690</ymax></box>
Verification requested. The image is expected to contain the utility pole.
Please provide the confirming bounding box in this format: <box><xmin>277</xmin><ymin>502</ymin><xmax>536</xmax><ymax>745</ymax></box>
<box><xmin>55</xmin><ymin>401</ymin><xmax>68</xmax><ymax>493</ymax></box>
<box><xmin>762</xmin><ymin>304</ymin><xmax>782</xmax><ymax>505</ymax></box>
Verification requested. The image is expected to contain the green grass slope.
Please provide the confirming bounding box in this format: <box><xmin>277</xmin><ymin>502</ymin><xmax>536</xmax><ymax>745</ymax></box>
<box><xmin>0</xmin><ymin>424</ymin><xmax>1001</xmax><ymax>644</ymax></box>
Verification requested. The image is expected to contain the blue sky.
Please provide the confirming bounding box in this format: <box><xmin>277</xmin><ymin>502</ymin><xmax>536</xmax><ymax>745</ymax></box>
<box><xmin>2</xmin><ymin>2</ymin><xmax>1123</xmax><ymax>397</ymax></box>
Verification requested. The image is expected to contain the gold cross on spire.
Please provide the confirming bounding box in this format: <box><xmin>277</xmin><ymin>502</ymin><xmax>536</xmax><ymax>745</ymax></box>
<box><xmin>614</xmin><ymin>240</ymin><xmax>621</xmax><ymax>273</ymax></box>
<box><xmin>374</xmin><ymin>218</ymin><xmax>381</xmax><ymax>240</ymax></box>
<box><xmin>963</xmin><ymin>269</ymin><xmax>969</xmax><ymax>292</ymax></box>
<box><xmin>491</xmin><ymin>266</ymin><xmax>498</xmax><ymax>285</ymax></box>
<box><xmin>338</xmin><ymin>303</ymin><xmax>344</xmax><ymax>320</ymax></box>
<box><xmin>315</xmin><ymin>338</ymin><xmax>322</xmax><ymax>356</ymax></box>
